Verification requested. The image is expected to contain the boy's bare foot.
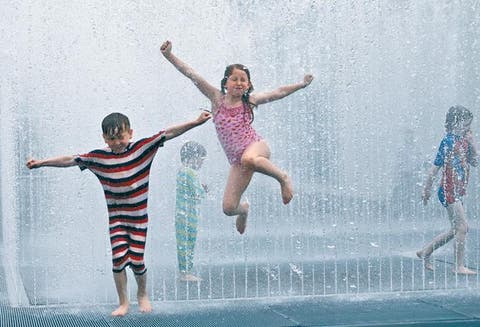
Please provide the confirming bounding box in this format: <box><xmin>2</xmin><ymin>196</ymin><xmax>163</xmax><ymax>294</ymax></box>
<box><xmin>111</xmin><ymin>304</ymin><xmax>129</xmax><ymax>316</ymax></box>
<box><xmin>416</xmin><ymin>250</ymin><xmax>434</xmax><ymax>271</ymax></box>
<box><xmin>453</xmin><ymin>266</ymin><xmax>477</xmax><ymax>275</ymax></box>
<box><xmin>180</xmin><ymin>273</ymin><xmax>202</xmax><ymax>282</ymax></box>
<box><xmin>280</xmin><ymin>174</ymin><xmax>293</xmax><ymax>204</ymax></box>
<box><xmin>236</xmin><ymin>202</ymin><xmax>249</xmax><ymax>235</ymax></box>
<box><xmin>424</xmin><ymin>261</ymin><xmax>434</xmax><ymax>271</ymax></box>
<box><xmin>138</xmin><ymin>296</ymin><xmax>152</xmax><ymax>313</ymax></box>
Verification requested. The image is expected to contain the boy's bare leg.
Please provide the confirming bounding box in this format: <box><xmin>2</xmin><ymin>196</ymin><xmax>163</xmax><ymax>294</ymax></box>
<box><xmin>449</xmin><ymin>203</ymin><xmax>476</xmax><ymax>275</ymax></box>
<box><xmin>135</xmin><ymin>273</ymin><xmax>152</xmax><ymax>313</ymax></box>
<box><xmin>454</xmin><ymin>266</ymin><xmax>477</xmax><ymax>274</ymax></box>
<box><xmin>179</xmin><ymin>272</ymin><xmax>202</xmax><ymax>282</ymax></box>
<box><xmin>242</xmin><ymin>140</ymin><xmax>293</xmax><ymax>204</ymax></box>
<box><xmin>416</xmin><ymin>202</ymin><xmax>468</xmax><ymax>272</ymax></box>
<box><xmin>416</xmin><ymin>250</ymin><xmax>434</xmax><ymax>271</ymax></box>
<box><xmin>112</xmin><ymin>270</ymin><xmax>129</xmax><ymax>316</ymax></box>
<box><xmin>416</xmin><ymin>229</ymin><xmax>455</xmax><ymax>271</ymax></box>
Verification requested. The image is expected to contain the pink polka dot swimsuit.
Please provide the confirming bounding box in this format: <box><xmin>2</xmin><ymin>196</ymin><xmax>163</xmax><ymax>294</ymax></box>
<box><xmin>213</xmin><ymin>99</ymin><xmax>262</xmax><ymax>165</ymax></box>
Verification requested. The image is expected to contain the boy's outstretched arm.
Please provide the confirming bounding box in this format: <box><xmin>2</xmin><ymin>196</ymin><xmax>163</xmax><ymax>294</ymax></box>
<box><xmin>253</xmin><ymin>74</ymin><xmax>314</xmax><ymax>105</ymax></box>
<box><xmin>164</xmin><ymin>111</ymin><xmax>211</xmax><ymax>141</ymax></box>
<box><xmin>422</xmin><ymin>165</ymin><xmax>440</xmax><ymax>205</ymax></box>
<box><xmin>26</xmin><ymin>155</ymin><xmax>78</xmax><ymax>169</ymax></box>
<box><xmin>160</xmin><ymin>40</ymin><xmax>219</xmax><ymax>102</ymax></box>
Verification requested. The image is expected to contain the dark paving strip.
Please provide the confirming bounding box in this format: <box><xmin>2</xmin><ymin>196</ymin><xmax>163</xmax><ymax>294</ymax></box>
<box><xmin>2</xmin><ymin>293</ymin><xmax>480</xmax><ymax>327</ymax></box>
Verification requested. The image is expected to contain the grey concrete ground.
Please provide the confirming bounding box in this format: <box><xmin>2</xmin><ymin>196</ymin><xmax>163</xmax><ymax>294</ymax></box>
<box><xmin>3</xmin><ymin>256</ymin><xmax>480</xmax><ymax>326</ymax></box>
<box><xmin>2</xmin><ymin>291</ymin><xmax>480</xmax><ymax>326</ymax></box>
<box><xmin>3</xmin><ymin>227</ymin><xmax>480</xmax><ymax>326</ymax></box>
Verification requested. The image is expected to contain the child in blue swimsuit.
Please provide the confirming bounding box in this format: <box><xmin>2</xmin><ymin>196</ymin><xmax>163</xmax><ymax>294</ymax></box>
<box><xmin>417</xmin><ymin>105</ymin><xmax>478</xmax><ymax>274</ymax></box>
<box><xmin>175</xmin><ymin>141</ymin><xmax>207</xmax><ymax>282</ymax></box>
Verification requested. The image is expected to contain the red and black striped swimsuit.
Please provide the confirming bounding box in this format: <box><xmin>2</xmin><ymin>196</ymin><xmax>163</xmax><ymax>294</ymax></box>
<box><xmin>75</xmin><ymin>131</ymin><xmax>166</xmax><ymax>275</ymax></box>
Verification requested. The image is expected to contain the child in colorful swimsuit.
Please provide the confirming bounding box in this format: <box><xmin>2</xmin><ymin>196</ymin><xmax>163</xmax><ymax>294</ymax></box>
<box><xmin>175</xmin><ymin>141</ymin><xmax>207</xmax><ymax>282</ymax></box>
<box><xmin>26</xmin><ymin>111</ymin><xmax>211</xmax><ymax>316</ymax></box>
<box><xmin>161</xmin><ymin>40</ymin><xmax>314</xmax><ymax>234</ymax></box>
<box><xmin>417</xmin><ymin>105</ymin><xmax>478</xmax><ymax>275</ymax></box>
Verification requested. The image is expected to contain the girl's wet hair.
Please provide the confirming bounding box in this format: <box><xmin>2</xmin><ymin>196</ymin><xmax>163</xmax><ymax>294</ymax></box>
<box><xmin>180</xmin><ymin>141</ymin><xmax>207</xmax><ymax>164</ymax></box>
<box><xmin>102</xmin><ymin>112</ymin><xmax>131</xmax><ymax>136</ymax></box>
<box><xmin>445</xmin><ymin>105</ymin><xmax>473</xmax><ymax>132</ymax></box>
<box><xmin>220</xmin><ymin>64</ymin><xmax>256</xmax><ymax>123</ymax></box>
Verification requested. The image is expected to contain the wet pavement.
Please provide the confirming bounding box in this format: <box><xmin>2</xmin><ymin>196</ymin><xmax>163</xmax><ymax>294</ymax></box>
<box><xmin>3</xmin><ymin>228</ymin><xmax>480</xmax><ymax>326</ymax></box>
<box><xmin>2</xmin><ymin>290</ymin><xmax>480</xmax><ymax>326</ymax></box>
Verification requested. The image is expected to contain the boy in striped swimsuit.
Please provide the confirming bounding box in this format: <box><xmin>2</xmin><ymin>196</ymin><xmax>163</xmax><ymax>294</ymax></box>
<box><xmin>26</xmin><ymin>111</ymin><xmax>211</xmax><ymax>316</ymax></box>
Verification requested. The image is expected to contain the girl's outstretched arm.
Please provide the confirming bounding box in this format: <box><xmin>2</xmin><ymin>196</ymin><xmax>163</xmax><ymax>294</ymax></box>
<box><xmin>253</xmin><ymin>74</ymin><xmax>314</xmax><ymax>105</ymax></box>
<box><xmin>26</xmin><ymin>155</ymin><xmax>78</xmax><ymax>169</ymax></box>
<box><xmin>161</xmin><ymin>40</ymin><xmax>220</xmax><ymax>103</ymax></box>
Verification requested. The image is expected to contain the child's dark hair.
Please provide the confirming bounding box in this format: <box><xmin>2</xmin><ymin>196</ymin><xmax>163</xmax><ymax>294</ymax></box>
<box><xmin>180</xmin><ymin>141</ymin><xmax>207</xmax><ymax>164</ymax></box>
<box><xmin>102</xmin><ymin>112</ymin><xmax>131</xmax><ymax>136</ymax></box>
<box><xmin>220</xmin><ymin>64</ymin><xmax>256</xmax><ymax>123</ymax></box>
<box><xmin>445</xmin><ymin>105</ymin><xmax>473</xmax><ymax>132</ymax></box>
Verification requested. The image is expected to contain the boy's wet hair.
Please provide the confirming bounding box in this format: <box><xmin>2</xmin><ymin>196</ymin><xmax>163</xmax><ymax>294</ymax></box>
<box><xmin>102</xmin><ymin>112</ymin><xmax>131</xmax><ymax>136</ymax></box>
<box><xmin>220</xmin><ymin>64</ymin><xmax>256</xmax><ymax>123</ymax></box>
<box><xmin>180</xmin><ymin>141</ymin><xmax>207</xmax><ymax>164</ymax></box>
<box><xmin>445</xmin><ymin>105</ymin><xmax>473</xmax><ymax>132</ymax></box>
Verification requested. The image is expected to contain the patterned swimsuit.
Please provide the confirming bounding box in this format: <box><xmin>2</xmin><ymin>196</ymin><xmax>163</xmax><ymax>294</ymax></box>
<box><xmin>434</xmin><ymin>133</ymin><xmax>474</xmax><ymax>207</ymax></box>
<box><xmin>75</xmin><ymin>131</ymin><xmax>166</xmax><ymax>275</ymax></box>
<box><xmin>213</xmin><ymin>99</ymin><xmax>262</xmax><ymax>165</ymax></box>
<box><xmin>175</xmin><ymin>166</ymin><xmax>205</xmax><ymax>273</ymax></box>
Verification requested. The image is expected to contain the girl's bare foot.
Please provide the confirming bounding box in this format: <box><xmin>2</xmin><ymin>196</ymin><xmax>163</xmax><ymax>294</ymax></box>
<box><xmin>180</xmin><ymin>273</ymin><xmax>202</xmax><ymax>282</ymax></box>
<box><xmin>138</xmin><ymin>296</ymin><xmax>152</xmax><ymax>313</ymax></box>
<box><xmin>111</xmin><ymin>304</ymin><xmax>129</xmax><ymax>316</ymax></box>
<box><xmin>416</xmin><ymin>250</ymin><xmax>434</xmax><ymax>271</ymax></box>
<box><xmin>280</xmin><ymin>174</ymin><xmax>293</xmax><ymax>204</ymax></box>
<box><xmin>236</xmin><ymin>202</ymin><xmax>249</xmax><ymax>234</ymax></box>
<box><xmin>453</xmin><ymin>266</ymin><xmax>477</xmax><ymax>275</ymax></box>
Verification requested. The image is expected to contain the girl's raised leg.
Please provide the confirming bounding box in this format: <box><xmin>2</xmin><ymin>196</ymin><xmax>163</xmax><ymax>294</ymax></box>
<box><xmin>241</xmin><ymin>140</ymin><xmax>293</xmax><ymax>204</ymax></box>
